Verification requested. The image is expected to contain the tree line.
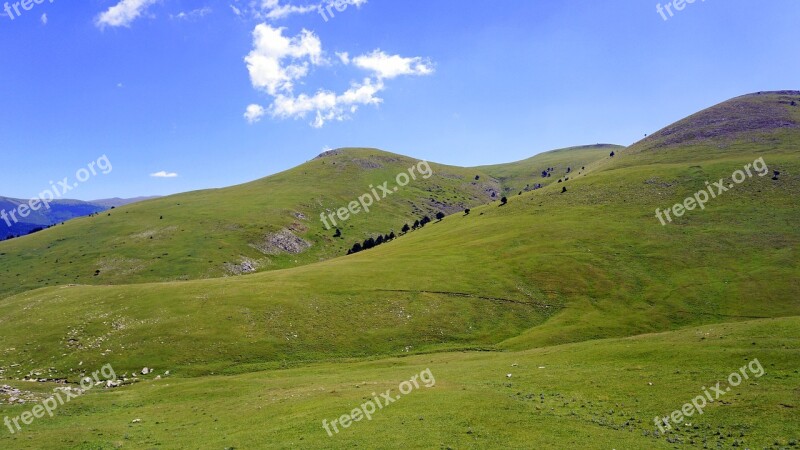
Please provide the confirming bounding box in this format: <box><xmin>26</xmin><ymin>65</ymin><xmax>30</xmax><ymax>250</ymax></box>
<box><xmin>345</xmin><ymin>212</ymin><xmax>446</xmax><ymax>255</ymax></box>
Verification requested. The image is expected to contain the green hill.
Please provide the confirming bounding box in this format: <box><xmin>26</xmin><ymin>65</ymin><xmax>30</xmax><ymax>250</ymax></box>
<box><xmin>0</xmin><ymin>147</ymin><xmax>610</xmax><ymax>299</ymax></box>
<box><xmin>0</xmin><ymin>91</ymin><xmax>798</xmax><ymax>449</ymax></box>
<box><xmin>477</xmin><ymin>144</ymin><xmax>622</xmax><ymax>194</ymax></box>
<box><xmin>0</xmin><ymin>91</ymin><xmax>797</xmax><ymax>376</ymax></box>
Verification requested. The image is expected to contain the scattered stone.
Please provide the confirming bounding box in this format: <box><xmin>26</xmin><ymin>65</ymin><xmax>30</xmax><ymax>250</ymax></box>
<box><xmin>250</xmin><ymin>229</ymin><xmax>311</xmax><ymax>255</ymax></box>
<box><xmin>224</xmin><ymin>258</ymin><xmax>260</xmax><ymax>275</ymax></box>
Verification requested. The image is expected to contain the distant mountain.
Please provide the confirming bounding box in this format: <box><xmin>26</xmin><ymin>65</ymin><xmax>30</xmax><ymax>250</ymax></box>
<box><xmin>90</xmin><ymin>196</ymin><xmax>161</xmax><ymax>208</ymax></box>
<box><xmin>0</xmin><ymin>196</ymin><xmax>157</xmax><ymax>240</ymax></box>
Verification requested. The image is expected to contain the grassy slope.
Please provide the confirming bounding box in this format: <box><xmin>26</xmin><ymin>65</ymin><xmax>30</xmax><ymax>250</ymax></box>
<box><xmin>477</xmin><ymin>144</ymin><xmax>623</xmax><ymax>194</ymax></box>
<box><xmin>1</xmin><ymin>318</ymin><xmax>797</xmax><ymax>449</ymax></box>
<box><xmin>0</xmin><ymin>95</ymin><xmax>797</xmax><ymax>381</ymax></box>
<box><xmin>0</xmin><ymin>148</ymin><xmax>605</xmax><ymax>299</ymax></box>
<box><xmin>0</xmin><ymin>91</ymin><xmax>799</xmax><ymax>448</ymax></box>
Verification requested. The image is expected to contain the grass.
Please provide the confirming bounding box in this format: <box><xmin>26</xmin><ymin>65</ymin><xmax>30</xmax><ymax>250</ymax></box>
<box><xmin>0</xmin><ymin>135</ymin><xmax>796</xmax><ymax>379</ymax></box>
<box><xmin>0</xmin><ymin>147</ymin><xmax>608</xmax><ymax>299</ymax></box>
<box><xmin>1</xmin><ymin>317</ymin><xmax>797</xmax><ymax>449</ymax></box>
<box><xmin>0</xmin><ymin>91</ymin><xmax>799</xmax><ymax>448</ymax></box>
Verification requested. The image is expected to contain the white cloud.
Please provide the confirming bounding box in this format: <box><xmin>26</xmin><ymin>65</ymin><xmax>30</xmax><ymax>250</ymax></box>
<box><xmin>150</xmin><ymin>171</ymin><xmax>178</xmax><ymax>178</ymax></box>
<box><xmin>230</xmin><ymin>0</ymin><xmax>367</xmax><ymax>22</ymax></box>
<box><xmin>96</xmin><ymin>0</ymin><xmax>159</xmax><ymax>29</ymax></box>
<box><xmin>242</xmin><ymin>23</ymin><xmax>433</xmax><ymax>128</ymax></box>
<box><xmin>245</xmin><ymin>24</ymin><xmax>324</xmax><ymax>96</ymax></box>
<box><xmin>171</xmin><ymin>7</ymin><xmax>212</xmax><ymax>20</ymax></box>
<box><xmin>270</xmin><ymin>78</ymin><xmax>383</xmax><ymax>128</ymax></box>
<box><xmin>40</xmin><ymin>13</ymin><xmax>47</xmax><ymax>25</ymax></box>
<box><xmin>261</xmin><ymin>0</ymin><xmax>318</xmax><ymax>20</ymax></box>
<box><xmin>230</xmin><ymin>0</ymin><xmax>367</xmax><ymax>21</ymax></box>
<box><xmin>244</xmin><ymin>104</ymin><xmax>266</xmax><ymax>124</ymax></box>
<box><xmin>350</xmin><ymin>50</ymin><xmax>434</xmax><ymax>79</ymax></box>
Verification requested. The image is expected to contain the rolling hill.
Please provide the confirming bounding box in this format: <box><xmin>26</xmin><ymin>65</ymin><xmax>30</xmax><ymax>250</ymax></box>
<box><xmin>0</xmin><ymin>91</ymin><xmax>798</xmax><ymax>449</ymax></box>
<box><xmin>0</xmin><ymin>197</ymin><xmax>159</xmax><ymax>242</ymax></box>
<box><xmin>0</xmin><ymin>146</ymin><xmax>612</xmax><ymax>299</ymax></box>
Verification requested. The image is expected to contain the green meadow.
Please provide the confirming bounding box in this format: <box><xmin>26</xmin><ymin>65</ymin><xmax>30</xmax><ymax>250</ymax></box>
<box><xmin>1</xmin><ymin>92</ymin><xmax>799</xmax><ymax>449</ymax></box>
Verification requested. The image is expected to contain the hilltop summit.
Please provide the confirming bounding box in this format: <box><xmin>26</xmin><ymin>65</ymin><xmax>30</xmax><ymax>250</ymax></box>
<box><xmin>631</xmin><ymin>90</ymin><xmax>800</xmax><ymax>152</ymax></box>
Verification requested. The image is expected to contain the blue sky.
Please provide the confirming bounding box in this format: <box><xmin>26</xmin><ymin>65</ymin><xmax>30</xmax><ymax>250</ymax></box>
<box><xmin>0</xmin><ymin>0</ymin><xmax>798</xmax><ymax>200</ymax></box>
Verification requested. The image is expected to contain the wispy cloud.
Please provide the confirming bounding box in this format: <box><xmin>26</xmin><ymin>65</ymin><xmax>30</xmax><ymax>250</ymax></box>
<box><xmin>171</xmin><ymin>7</ymin><xmax>212</xmax><ymax>21</ymax></box>
<box><xmin>96</xmin><ymin>0</ymin><xmax>159</xmax><ymax>29</ymax></box>
<box><xmin>262</xmin><ymin>0</ymin><xmax>318</xmax><ymax>20</ymax></box>
<box><xmin>230</xmin><ymin>0</ymin><xmax>367</xmax><ymax>21</ymax></box>
<box><xmin>350</xmin><ymin>50</ymin><xmax>434</xmax><ymax>79</ymax></box>
<box><xmin>150</xmin><ymin>171</ymin><xmax>178</xmax><ymax>178</ymax></box>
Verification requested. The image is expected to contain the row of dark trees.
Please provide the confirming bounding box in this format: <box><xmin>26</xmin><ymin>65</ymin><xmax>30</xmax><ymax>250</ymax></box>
<box><xmin>346</xmin><ymin>212</ymin><xmax>447</xmax><ymax>256</ymax></box>
<box><xmin>346</xmin><ymin>231</ymin><xmax>397</xmax><ymax>255</ymax></box>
